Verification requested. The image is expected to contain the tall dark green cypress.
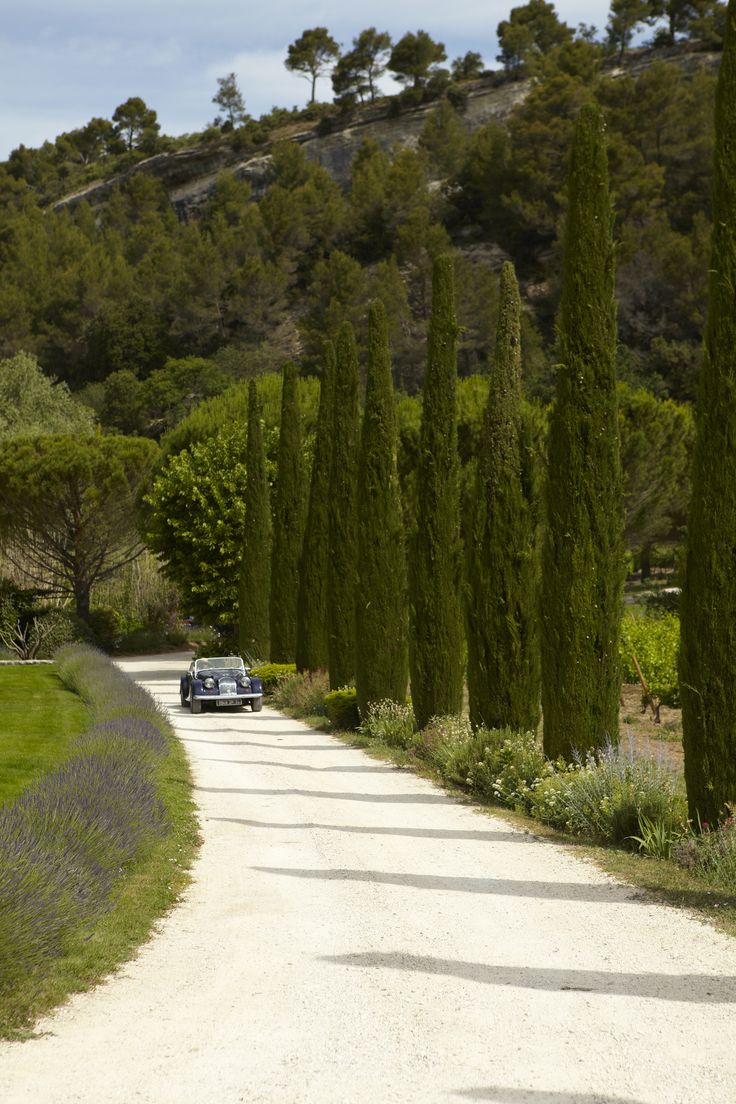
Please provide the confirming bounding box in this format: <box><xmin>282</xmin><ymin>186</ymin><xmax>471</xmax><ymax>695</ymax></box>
<box><xmin>269</xmin><ymin>361</ymin><xmax>304</xmax><ymax>662</ymax></box>
<box><xmin>680</xmin><ymin>0</ymin><xmax>736</xmax><ymax>825</ymax></box>
<box><xmin>408</xmin><ymin>255</ymin><xmax>464</xmax><ymax>730</ymax></box>
<box><xmin>296</xmin><ymin>342</ymin><xmax>336</xmax><ymax>673</ymax></box>
<box><xmin>356</xmin><ymin>300</ymin><xmax>408</xmax><ymax>716</ymax></box>
<box><xmin>239</xmin><ymin>380</ymin><xmax>271</xmax><ymax>660</ymax></box>
<box><xmin>327</xmin><ymin>323</ymin><xmax>360</xmax><ymax>689</ymax></box>
<box><xmin>466</xmin><ymin>261</ymin><xmax>540</xmax><ymax>732</ymax></box>
<box><xmin>541</xmin><ymin>103</ymin><xmax>623</xmax><ymax>761</ymax></box>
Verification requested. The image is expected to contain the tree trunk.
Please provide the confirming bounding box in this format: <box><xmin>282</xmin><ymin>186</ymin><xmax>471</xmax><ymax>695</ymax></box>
<box><xmin>640</xmin><ymin>544</ymin><xmax>652</xmax><ymax>581</ymax></box>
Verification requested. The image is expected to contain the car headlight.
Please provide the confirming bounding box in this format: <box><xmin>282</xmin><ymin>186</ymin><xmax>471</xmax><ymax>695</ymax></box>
<box><xmin>239</xmin><ymin>676</ymin><xmax>251</xmax><ymax>689</ymax></box>
<box><xmin>204</xmin><ymin>677</ymin><xmax>215</xmax><ymax>689</ymax></box>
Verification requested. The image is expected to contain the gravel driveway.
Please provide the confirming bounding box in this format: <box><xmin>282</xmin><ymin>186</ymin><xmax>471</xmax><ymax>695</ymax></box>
<box><xmin>2</xmin><ymin>653</ymin><xmax>736</xmax><ymax>1104</ymax></box>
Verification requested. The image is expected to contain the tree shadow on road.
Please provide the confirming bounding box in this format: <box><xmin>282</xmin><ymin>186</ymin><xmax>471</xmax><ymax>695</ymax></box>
<box><xmin>319</xmin><ymin>950</ymin><xmax>736</xmax><ymax>1003</ymax></box>
<box><xmin>254</xmin><ymin>866</ymin><xmax>642</xmax><ymax>903</ymax></box>
<box><xmin>211</xmin><ymin>818</ymin><xmax>534</xmax><ymax>844</ymax></box>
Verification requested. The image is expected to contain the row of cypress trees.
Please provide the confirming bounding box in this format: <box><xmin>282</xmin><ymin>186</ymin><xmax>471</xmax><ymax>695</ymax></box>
<box><xmin>238</xmin><ymin>112</ymin><xmax>622</xmax><ymax>756</ymax></box>
<box><xmin>238</xmin><ymin>7</ymin><xmax>736</xmax><ymax>826</ymax></box>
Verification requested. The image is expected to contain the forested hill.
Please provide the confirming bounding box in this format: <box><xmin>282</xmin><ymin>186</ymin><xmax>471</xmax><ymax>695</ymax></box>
<box><xmin>0</xmin><ymin>35</ymin><xmax>721</xmax><ymax>412</ymax></box>
<box><xmin>50</xmin><ymin>42</ymin><xmax>718</xmax><ymax>222</ymax></box>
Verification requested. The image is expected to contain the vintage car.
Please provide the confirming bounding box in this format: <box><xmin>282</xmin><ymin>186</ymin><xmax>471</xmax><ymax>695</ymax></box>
<box><xmin>180</xmin><ymin>656</ymin><xmax>263</xmax><ymax>714</ymax></box>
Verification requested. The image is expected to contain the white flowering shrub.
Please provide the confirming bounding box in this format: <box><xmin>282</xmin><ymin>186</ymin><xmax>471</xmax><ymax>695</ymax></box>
<box><xmin>359</xmin><ymin>699</ymin><xmax>416</xmax><ymax>748</ymax></box>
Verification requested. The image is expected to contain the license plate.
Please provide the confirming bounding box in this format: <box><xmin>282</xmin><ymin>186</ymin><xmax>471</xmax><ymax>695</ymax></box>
<box><xmin>216</xmin><ymin>699</ymin><xmax>238</xmax><ymax>707</ymax></box>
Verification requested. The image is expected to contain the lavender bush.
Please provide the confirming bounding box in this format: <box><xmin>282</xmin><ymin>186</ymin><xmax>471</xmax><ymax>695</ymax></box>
<box><xmin>0</xmin><ymin>646</ymin><xmax>171</xmax><ymax>992</ymax></box>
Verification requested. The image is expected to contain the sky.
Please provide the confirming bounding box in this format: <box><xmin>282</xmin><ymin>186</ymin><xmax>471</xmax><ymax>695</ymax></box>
<box><xmin>1</xmin><ymin>0</ymin><xmax>613</xmax><ymax>161</ymax></box>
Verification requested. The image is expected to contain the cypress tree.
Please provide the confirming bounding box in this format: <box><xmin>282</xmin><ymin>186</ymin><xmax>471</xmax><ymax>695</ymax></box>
<box><xmin>269</xmin><ymin>362</ymin><xmax>304</xmax><ymax>662</ymax></box>
<box><xmin>296</xmin><ymin>342</ymin><xmax>336</xmax><ymax>673</ymax></box>
<box><xmin>327</xmin><ymin>322</ymin><xmax>360</xmax><ymax>689</ymax></box>
<box><xmin>466</xmin><ymin>261</ymin><xmax>540</xmax><ymax>732</ymax></box>
<box><xmin>541</xmin><ymin>103</ymin><xmax>624</xmax><ymax>761</ymax></box>
<box><xmin>408</xmin><ymin>255</ymin><xmax>464</xmax><ymax>730</ymax></box>
<box><xmin>680</xmin><ymin>0</ymin><xmax>736</xmax><ymax>825</ymax></box>
<box><xmin>356</xmin><ymin>300</ymin><xmax>409</xmax><ymax>716</ymax></box>
<box><xmin>239</xmin><ymin>380</ymin><xmax>271</xmax><ymax>660</ymax></box>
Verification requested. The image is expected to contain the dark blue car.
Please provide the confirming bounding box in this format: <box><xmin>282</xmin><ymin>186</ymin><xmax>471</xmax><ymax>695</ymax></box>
<box><xmin>180</xmin><ymin>656</ymin><xmax>264</xmax><ymax>715</ymax></box>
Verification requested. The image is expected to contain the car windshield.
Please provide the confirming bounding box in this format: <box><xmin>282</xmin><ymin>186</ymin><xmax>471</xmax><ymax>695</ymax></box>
<box><xmin>195</xmin><ymin>656</ymin><xmax>244</xmax><ymax>674</ymax></box>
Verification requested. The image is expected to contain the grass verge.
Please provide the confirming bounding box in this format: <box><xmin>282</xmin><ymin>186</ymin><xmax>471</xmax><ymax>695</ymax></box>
<box><xmin>0</xmin><ymin>650</ymin><xmax>199</xmax><ymax>1040</ymax></box>
<box><xmin>0</xmin><ymin>666</ymin><xmax>89</xmax><ymax>807</ymax></box>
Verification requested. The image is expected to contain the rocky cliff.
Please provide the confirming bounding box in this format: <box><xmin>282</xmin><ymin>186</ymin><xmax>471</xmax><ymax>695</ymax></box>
<box><xmin>52</xmin><ymin>44</ymin><xmax>719</xmax><ymax>222</ymax></box>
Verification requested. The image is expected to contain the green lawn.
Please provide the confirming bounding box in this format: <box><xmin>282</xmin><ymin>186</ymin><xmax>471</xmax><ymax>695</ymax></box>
<box><xmin>0</xmin><ymin>665</ymin><xmax>88</xmax><ymax>807</ymax></box>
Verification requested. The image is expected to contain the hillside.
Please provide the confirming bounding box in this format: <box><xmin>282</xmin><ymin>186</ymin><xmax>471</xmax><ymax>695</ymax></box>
<box><xmin>0</xmin><ymin>38</ymin><xmax>722</xmax><ymax>411</ymax></box>
<box><xmin>50</xmin><ymin>42</ymin><xmax>718</xmax><ymax>221</ymax></box>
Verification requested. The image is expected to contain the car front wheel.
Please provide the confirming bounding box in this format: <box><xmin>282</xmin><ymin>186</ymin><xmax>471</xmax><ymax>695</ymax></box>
<box><xmin>191</xmin><ymin>697</ymin><xmax>202</xmax><ymax>714</ymax></box>
<box><xmin>251</xmin><ymin>696</ymin><xmax>263</xmax><ymax>712</ymax></box>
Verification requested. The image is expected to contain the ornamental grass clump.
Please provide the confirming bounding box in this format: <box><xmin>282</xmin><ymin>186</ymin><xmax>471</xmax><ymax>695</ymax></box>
<box><xmin>0</xmin><ymin>645</ymin><xmax>171</xmax><ymax>993</ymax></box>
<box><xmin>359</xmin><ymin>700</ymin><xmax>416</xmax><ymax>750</ymax></box>
<box><xmin>531</xmin><ymin>740</ymin><xmax>686</xmax><ymax>844</ymax></box>
<box><xmin>416</xmin><ymin>714</ymin><xmax>474</xmax><ymax>773</ymax></box>
<box><xmin>672</xmin><ymin>809</ymin><xmax>736</xmax><ymax>890</ymax></box>
<box><xmin>271</xmin><ymin>670</ymin><xmax>329</xmax><ymax>716</ymax></box>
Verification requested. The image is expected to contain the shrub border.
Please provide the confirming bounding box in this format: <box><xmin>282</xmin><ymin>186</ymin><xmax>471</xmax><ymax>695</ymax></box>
<box><xmin>0</xmin><ymin>646</ymin><xmax>199</xmax><ymax>1039</ymax></box>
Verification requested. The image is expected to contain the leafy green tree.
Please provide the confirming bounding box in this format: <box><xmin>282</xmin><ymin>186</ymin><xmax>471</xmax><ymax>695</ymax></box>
<box><xmin>270</xmin><ymin>362</ymin><xmax>305</xmax><ymax>661</ymax></box>
<box><xmin>285</xmin><ymin>27</ymin><xmax>340</xmax><ymax>103</ymax></box>
<box><xmin>451</xmin><ymin>52</ymin><xmax>485</xmax><ymax>80</ymax></box>
<box><xmin>541</xmin><ymin>103</ymin><xmax>624</xmax><ymax>761</ymax></box>
<box><xmin>0</xmin><ymin>435</ymin><xmax>158</xmax><ymax>622</ymax></box>
<box><xmin>408</xmin><ymin>255</ymin><xmax>464</xmax><ymax>729</ymax></box>
<box><xmin>147</xmin><ymin>429</ymin><xmax>247</xmax><ymax>622</ymax></box>
<box><xmin>212</xmin><ymin>72</ymin><xmax>249</xmax><ymax>127</ymax></box>
<box><xmin>328</xmin><ymin>323</ymin><xmax>360</xmax><ymax>689</ymax></box>
<box><xmin>419</xmin><ymin>101</ymin><xmax>468</xmax><ymax>177</ymax></box>
<box><xmin>296</xmin><ymin>343</ymin><xmax>336</xmax><ymax>673</ymax></box>
<box><xmin>680</xmin><ymin>0</ymin><xmax>736</xmax><ymax>825</ymax></box>
<box><xmin>65</xmin><ymin>117</ymin><xmax>117</xmax><ymax>164</ymax></box>
<box><xmin>648</xmin><ymin>0</ymin><xmax>713</xmax><ymax>42</ymax></box>
<box><xmin>606</xmin><ymin>0</ymin><xmax>653</xmax><ymax>60</ymax></box>
<box><xmin>356</xmin><ymin>300</ymin><xmax>408</xmax><ymax>715</ymax></box>
<box><xmin>239</xmin><ymin>381</ymin><xmax>271</xmax><ymax>660</ymax></box>
<box><xmin>497</xmin><ymin>0</ymin><xmax>573</xmax><ymax>74</ymax></box>
<box><xmin>353</xmin><ymin>28</ymin><xmax>392</xmax><ymax>100</ymax></box>
<box><xmin>618</xmin><ymin>383</ymin><xmax>693</xmax><ymax>572</ymax></box>
<box><xmin>112</xmin><ymin>97</ymin><xmax>160</xmax><ymax>152</ymax></box>
<box><xmin>332</xmin><ymin>29</ymin><xmax>392</xmax><ymax>104</ymax></box>
<box><xmin>388</xmin><ymin>31</ymin><xmax>447</xmax><ymax>89</ymax></box>
<box><xmin>0</xmin><ymin>351</ymin><xmax>95</xmax><ymax>438</ymax></box>
<box><xmin>466</xmin><ymin>262</ymin><xmax>540</xmax><ymax>732</ymax></box>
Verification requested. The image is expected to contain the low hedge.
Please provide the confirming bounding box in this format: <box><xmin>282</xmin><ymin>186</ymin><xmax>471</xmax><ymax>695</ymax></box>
<box><xmin>0</xmin><ymin>645</ymin><xmax>197</xmax><ymax>1034</ymax></box>
<box><xmin>324</xmin><ymin>688</ymin><xmax>360</xmax><ymax>731</ymax></box>
<box><xmin>251</xmin><ymin>662</ymin><xmax>297</xmax><ymax>694</ymax></box>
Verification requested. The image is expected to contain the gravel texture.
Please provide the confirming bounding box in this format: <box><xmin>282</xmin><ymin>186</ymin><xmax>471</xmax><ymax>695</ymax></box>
<box><xmin>2</xmin><ymin>653</ymin><xmax>736</xmax><ymax>1104</ymax></box>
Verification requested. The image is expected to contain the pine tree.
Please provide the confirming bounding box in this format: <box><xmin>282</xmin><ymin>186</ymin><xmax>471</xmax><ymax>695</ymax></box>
<box><xmin>680</xmin><ymin>0</ymin><xmax>736</xmax><ymax>825</ymax></box>
<box><xmin>239</xmin><ymin>380</ymin><xmax>271</xmax><ymax>660</ymax></box>
<box><xmin>408</xmin><ymin>255</ymin><xmax>464</xmax><ymax>730</ymax></box>
<box><xmin>466</xmin><ymin>261</ymin><xmax>540</xmax><ymax>732</ymax></box>
<box><xmin>270</xmin><ymin>362</ymin><xmax>304</xmax><ymax>662</ymax></box>
<box><xmin>296</xmin><ymin>342</ymin><xmax>336</xmax><ymax>673</ymax></box>
<box><xmin>328</xmin><ymin>323</ymin><xmax>360</xmax><ymax>689</ymax></box>
<box><xmin>356</xmin><ymin>300</ymin><xmax>409</xmax><ymax>716</ymax></box>
<box><xmin>541</xmin><ymin>103</ymin><xmax>624</xmax><ymax>761</ymax></box>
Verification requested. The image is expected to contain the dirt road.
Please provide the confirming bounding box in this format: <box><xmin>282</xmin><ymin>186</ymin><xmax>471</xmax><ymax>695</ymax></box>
<box><xmin>1</xmin><ymin>654</ymin><xmax>735</xmax><ymax>1104</ymax></box>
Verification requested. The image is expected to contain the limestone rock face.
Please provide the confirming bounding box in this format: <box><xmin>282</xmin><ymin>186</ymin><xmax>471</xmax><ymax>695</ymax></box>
<box><xmin>51</xmin><ymin>75</ymin><xmax>533</xmax><ymax>220</ymax></box>
<box><xmin>52</xmin><ymin>46</ymin><xmax>719</xmax><ymax>222</ymax></box>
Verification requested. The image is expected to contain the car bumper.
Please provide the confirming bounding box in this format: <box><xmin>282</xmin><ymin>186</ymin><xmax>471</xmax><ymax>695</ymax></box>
<box><xmin>192</xmin><ymin>693</ymin><xmax>262</xmax><ymax>702</ymax></box>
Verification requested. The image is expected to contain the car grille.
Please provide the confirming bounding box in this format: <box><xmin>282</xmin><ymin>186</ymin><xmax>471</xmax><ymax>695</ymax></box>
<box><xmin>219</xmin><ymin>678</ymin><xmax>237</xmax><ymax>695</ymax></box>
